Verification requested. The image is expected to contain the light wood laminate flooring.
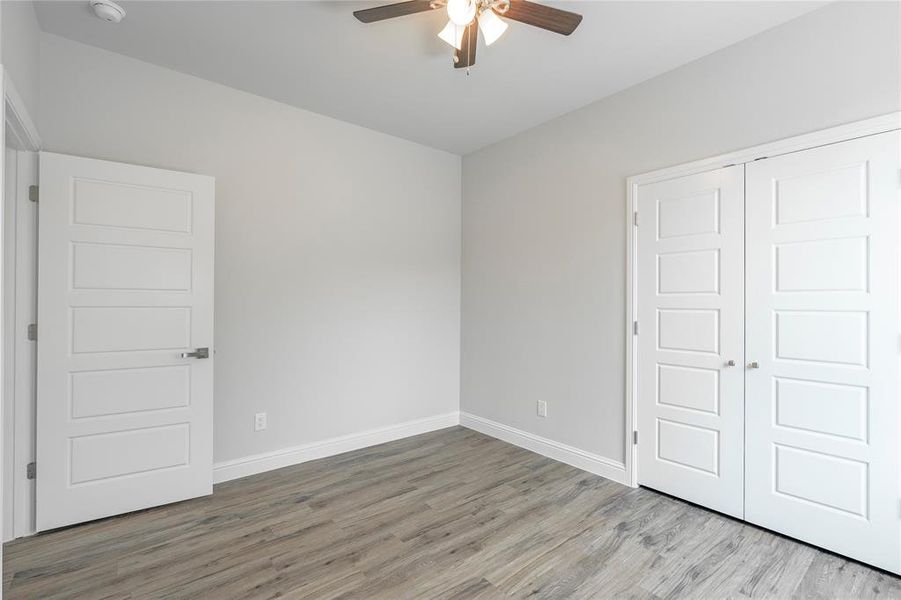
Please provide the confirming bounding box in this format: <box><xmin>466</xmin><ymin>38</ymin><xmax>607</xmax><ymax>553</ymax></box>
<box><xmin>5</xmin><ymin>426</ymin><xmax>900</xmax><ymax>599</ymax></box>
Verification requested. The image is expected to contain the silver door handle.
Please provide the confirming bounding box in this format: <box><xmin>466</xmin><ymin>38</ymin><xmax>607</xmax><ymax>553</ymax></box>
<box><xmin>725</xmin><ymin>360</ymin><xmax>736</xmax><ymax>367</ymax></box>
<box><xmin>180</xmin><ymin>347</ymin><xmax>209</xmax><ymax>359</ymax></box>
<box><xmin>747</xmin><ymin>361</ymin><xmax>759</xmax><ymax>369</ymax></box>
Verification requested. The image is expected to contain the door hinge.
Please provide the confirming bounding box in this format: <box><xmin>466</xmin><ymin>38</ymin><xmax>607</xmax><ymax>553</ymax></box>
<box><xmin>26</xmin><ymin>462</ymin><xmax>36</xmax><ymax>480</ymax></box>
<box><xmin>633</xmin><ymin>430</ymin><xmax>639</xmax><ymax>445</ymax></box>
<box><xmin>633</xmin><ymin>211</ymin><xmax>639</xmax><ymax>227</ymax></box>
<box><xmin>28</xmin><ymin>185</ymin><xmax>38</xmax><ymax>203</ymax></box>
<box><xmin>633</xmin><ymin>321</ymin><xmax>639</xmax><ymax>335</ymax></box>
<box><xmin>27</xmin><ymin>323</ymin><xmax>37</xmax><ymax>341</ymax></box>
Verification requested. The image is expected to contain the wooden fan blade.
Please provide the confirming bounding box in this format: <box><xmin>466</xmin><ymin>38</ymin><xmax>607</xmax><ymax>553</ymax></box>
<box><xmin>454</xmin><ymin>21</ymin><xmax>478</xmax><ymax>68</ymax></box>
<box><xmin>502</xmin><ymin>1</ymin><xmax>582</xmax><ymax>35</ymax></box>
<box><xmin>353</xmin><ymin>1</ymin><xmax>436</xmax><ymax>23</ymax></box>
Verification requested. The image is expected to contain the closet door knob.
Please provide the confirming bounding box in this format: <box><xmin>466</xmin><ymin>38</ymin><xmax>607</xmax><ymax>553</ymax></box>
<box><xmin>747</xmin><ymin>361</ymin><xmax>759</xmax><ymax>369</ymax></box>
<box><xmin>725</xmin><ymin>360</ymin><xmax>736</xmax><ymax>367</ymax></box>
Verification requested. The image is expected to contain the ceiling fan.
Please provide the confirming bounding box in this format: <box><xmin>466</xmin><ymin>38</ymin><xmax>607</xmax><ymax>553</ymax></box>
<box><xmin>353</xmin><ymin>0</ymin><xmax>583</xmax><ymax>69</ymax></box>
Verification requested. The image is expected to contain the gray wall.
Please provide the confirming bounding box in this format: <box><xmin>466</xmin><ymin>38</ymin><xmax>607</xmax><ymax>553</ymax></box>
<box><xmin>28</xmin><ymin>1</ymin><xmax>901</xmax><ymax>475</ymax></box>
<box><xmin>1</xmin><ymin>0</ymin><xmax>40</xmax><ymax>122</ymax></box>
<box><xmin>40</xmin><ymin>34</ymin><xmax>462</xmax><ymax>464</ymax></box>
<box><xmin>461</xmin><ymin>1</ymin><xmax>901</xmax><ymax>464</ymax></box>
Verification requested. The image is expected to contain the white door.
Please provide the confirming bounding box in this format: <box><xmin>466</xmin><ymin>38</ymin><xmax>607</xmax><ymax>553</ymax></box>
<box><xmin>36</xmin><ymin>152</ymin><xmax>215</xmax><ymax>531</ymax></box>
<box><xmin>636</xmin><ymin>165</ymin><xmax>745</xmax><ymax>518</ymax></box>
<box><xmin>745</xmin><ymin>131</ymin><xmax>900</xmax><ymax>573</ymax></box>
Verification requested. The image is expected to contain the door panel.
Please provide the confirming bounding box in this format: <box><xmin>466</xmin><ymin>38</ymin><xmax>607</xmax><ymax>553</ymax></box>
<box><xmin>37</xmin><ymin>152</ymin><xmax>214</xmax><ymax>531</ymax></box>
<box><xmin>636</xmin><ymin>165</ymin><xmax>744</xmax><ymax>518</ymax></box>
<box><xmin>744</xmin><ymin>131</ymin><xmax>900</xmax><ymax>573</ymax></box>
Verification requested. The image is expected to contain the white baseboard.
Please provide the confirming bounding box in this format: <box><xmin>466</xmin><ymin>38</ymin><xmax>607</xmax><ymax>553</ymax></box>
<box><xmin>459</xmin><ymin>412</ymin><xmax>629</xmax><ymax>486</ymax></box>
<box><xmin>213</xmin><ymin>411</ymin><xmax>461</xmax><ymax>484</ymax></box>
<box><xmin>214</xmin><ymin>410</ymin><xmax>629</xmax><ymax>487</ymax></box>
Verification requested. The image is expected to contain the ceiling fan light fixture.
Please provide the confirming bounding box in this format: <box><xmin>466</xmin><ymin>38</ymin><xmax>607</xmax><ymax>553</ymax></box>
<box><xmin>477</xmin><ymin>8</ymin><xmax>508</xmax><ymax>46</ymax></box>
<box><xmin>438</xmin><ymin>20</ymin><xmax>465</xmax><ymax>50</ymax></box>
<box><xmin>446</xmin><ymin>0</ymin><xmax>476</xmax><ymax>26</ymax></box>
<box><xmin>353</xmin><ymin>0</ymin><xmax>583</xmax><ymax>70</ymax></box>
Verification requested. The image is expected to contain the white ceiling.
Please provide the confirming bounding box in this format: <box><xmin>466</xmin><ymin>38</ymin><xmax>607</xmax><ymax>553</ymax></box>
<box><xmin>35</xmin><ymin>1</ymin><xmax>825</xmax><ymax>154</ymax></box>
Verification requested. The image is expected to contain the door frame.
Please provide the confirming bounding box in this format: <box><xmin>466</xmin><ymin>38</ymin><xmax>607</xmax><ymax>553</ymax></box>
<box><xmin>2</xmin><ymin>67</ymin><xmax>42</xmax><ymax>540</ymax></box>
<box><xmin>3</xmin><ymin>70</ymin><xmax>42</xmax><ymax>155</ymax></box>
<box><xmin>624</xmin><ymin>111</ymin><xmax>901</xmax><ymax>488</ymax></box>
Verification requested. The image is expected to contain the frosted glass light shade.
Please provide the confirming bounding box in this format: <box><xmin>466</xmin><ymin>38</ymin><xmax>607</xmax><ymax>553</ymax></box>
<box><xmin>478</xmin><ymin>8</ymin><xmax>508</xmax><ymax>46</ymax></box>
<box><xmin>438</xmin><ymin>20</ymin><xmax>465</xmax><ymax>50</ymax></box>
<box><xmin>446</xmin><ymin>0</ymin><xmax>476</xmax><ymax>26</ymax></box>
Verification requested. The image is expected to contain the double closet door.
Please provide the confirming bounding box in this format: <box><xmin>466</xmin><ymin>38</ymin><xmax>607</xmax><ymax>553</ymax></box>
<box><xmin>636</xmin><ymin>130</ymin><xmax>900</xmax><ymax>573</ymax></box>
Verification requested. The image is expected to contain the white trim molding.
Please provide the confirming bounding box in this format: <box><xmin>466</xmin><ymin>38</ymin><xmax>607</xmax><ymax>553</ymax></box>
<box><xmin>627</xmin><ymin>112</ymin><xmax>900</xmax><ymax>188</ymax></box>
<box><xmin>460</xmin><ymin>412</ymin><xmax>629</xmax><ymax>486</ymax></box>
<box><xmin>213</xmin><ymin>411</ymin><xmax>460</xmax><ymax>484</ymax></box>
<box><xmin>3</xmin><ymin>70</ymin><xmax>41</xmax><ymax>152</ymax></box>
<box><xmin>624</xmin><ymin>111</ymin><xmax>901</xmax><ymax>489</ymax></box>
<box><xmin>215</xmin><ymin>410</ymin><xmax>632</xmax><ymax>488</ymax></box>
<box><xmin>2</xmin><ymin>65</ymin><xmax>42</xmax><ymax>542</ymax></box>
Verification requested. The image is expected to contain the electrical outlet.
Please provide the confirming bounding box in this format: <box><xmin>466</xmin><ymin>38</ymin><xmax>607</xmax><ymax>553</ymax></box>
<box><xmin>254</xmin><ymin>412</ymin><xmax>268</xmax><ymax>432</ymax></box>
<box><xmin>537</xmin><ymin>400</ymin><xmax>548</xmax><ymax>418</ymax></box>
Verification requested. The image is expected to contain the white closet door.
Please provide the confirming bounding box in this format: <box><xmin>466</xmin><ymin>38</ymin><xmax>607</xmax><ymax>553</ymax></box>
<box><xmin>636</xmin><ymin>165</ymin><xmax>745</xmax><ymax>518</ymax></box>
<box><xmin>37</xmin><ymin>152</ymin><xmax>215</xmax><ymax>531</ymax></box>
<box><xmin>745</xmin><ymin>131</ymin><xmax>900</xmax><ymax>573</ymax></box>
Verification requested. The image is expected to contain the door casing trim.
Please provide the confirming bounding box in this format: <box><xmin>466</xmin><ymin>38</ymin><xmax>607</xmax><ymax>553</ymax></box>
<box><xmin>2</xmin><ymin>68</ymin><xmax>42</xmax><ymax>541</ymax></box>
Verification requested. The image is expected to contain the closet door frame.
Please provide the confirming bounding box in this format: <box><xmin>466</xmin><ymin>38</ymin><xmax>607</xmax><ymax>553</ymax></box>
<box><xmin>625</xmin><ymin>111</ymin><xmax>901</xmax><ymax>489</ymax></box>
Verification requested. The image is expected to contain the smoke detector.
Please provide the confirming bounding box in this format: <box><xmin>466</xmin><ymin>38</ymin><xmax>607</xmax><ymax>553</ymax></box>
<box><xmin>90</xmin><ymin>0</ymin><xmax>126</xmax><ymax>23</ymax></box>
